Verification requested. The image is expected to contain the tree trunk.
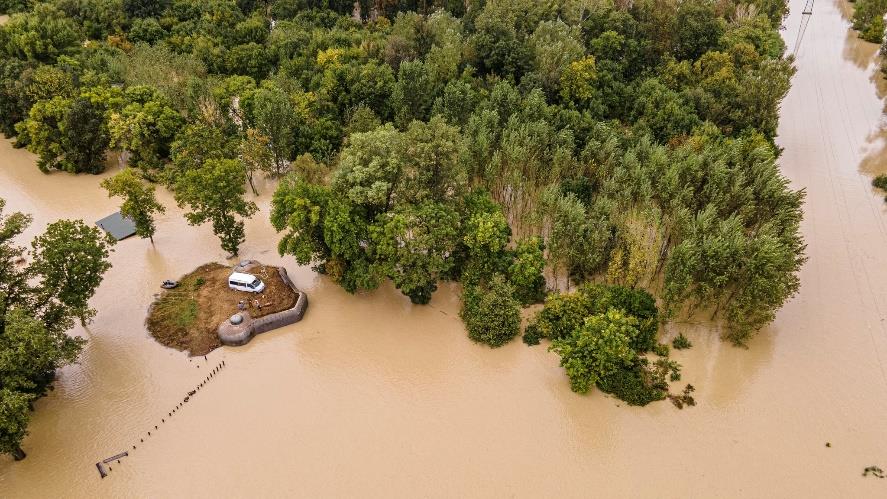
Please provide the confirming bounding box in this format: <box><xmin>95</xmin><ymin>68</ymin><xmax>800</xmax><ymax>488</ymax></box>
<box><xmin>352</xmin><ymin>1</ymin><xmax>362</xmax><ymax>21</ymax></box>
<box><xmin>12</xmin><ymin>447</ymin><xmax>26</xmax><ymax>461</ymax></box>
<box><xmin>248</xmin><ymin>173</ymin><xmax>258</xmax><ymax>196</ymax></box>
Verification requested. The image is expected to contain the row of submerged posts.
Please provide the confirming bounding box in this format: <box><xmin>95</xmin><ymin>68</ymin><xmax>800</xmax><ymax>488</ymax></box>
<box><xmin>95</xmin><ymin>358</ymin><xmax>228</xmax><ymax>479</ymax></box>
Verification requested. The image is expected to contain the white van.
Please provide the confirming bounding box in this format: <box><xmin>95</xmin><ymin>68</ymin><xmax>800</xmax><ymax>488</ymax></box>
<box><xmin>228</xmin><ymin>272</ymin><xmax>266</xmax><ymax>293</ymax></box>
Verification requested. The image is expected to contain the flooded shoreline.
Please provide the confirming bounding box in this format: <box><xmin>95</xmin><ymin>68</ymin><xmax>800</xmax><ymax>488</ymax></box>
<box><xmin>2</xmin><ymin>0</ymin><xmax>887</xmax><ymax>496</ymax></box>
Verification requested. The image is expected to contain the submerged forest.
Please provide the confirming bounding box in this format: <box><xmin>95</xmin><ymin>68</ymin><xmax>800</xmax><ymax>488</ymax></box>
<box><xmin>0</xmin><ymin>0</ymin><xmax>805</xmax><ymax>458</ymax></box>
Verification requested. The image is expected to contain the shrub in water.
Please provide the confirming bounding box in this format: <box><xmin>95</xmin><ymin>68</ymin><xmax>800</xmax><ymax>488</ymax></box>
<box><xmin>652</xmin><ymin>342</ymin><xmax>670</xmax><ymax>357</ymax></box>
<box><xmin>522</xmin><ymin>322</ymin><xmax>542</xmax><ymax>346</ymax></box>
<box><xmin>460</xmin><ymin>274</ymin><xmax>521</xmax><ymax>348</ymax></box>
<box><xmin>581</xmin><ymin>284</ymin><xmax>659</xmax><ymax>352</ymax></box>
<box><xmin>549</xmin><ymin>309</ymin><xmax>641</xmax><ymax>394</ymax></box>
<box><xmin>672</xmin><ymin>333</ymin><xmax>692</xmax><ymax>350</ymax></box>
<box><xmin>527</xmin><ymin>284</ymin><xmax>660</xmax><ymax>349</ymax></box>
<box><xmin>597</xmin><ymin>359</ymin><xmax>668</xmax><ymax>406</ymax></box>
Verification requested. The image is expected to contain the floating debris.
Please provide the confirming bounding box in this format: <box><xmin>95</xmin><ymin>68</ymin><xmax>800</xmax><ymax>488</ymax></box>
<box><xmin>863</xmin><ymin>466</ymin><xmax>885</xmax><ymax>478</ymax></box>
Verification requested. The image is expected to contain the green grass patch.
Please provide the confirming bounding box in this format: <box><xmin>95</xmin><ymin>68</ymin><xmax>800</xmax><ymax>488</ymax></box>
<box><xmin>152</xmin><ymin>289</ymin><xmax>199</xmax><ymax>329</ymax></box>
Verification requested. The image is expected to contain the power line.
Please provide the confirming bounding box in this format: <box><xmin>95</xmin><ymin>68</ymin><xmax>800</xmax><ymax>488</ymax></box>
<box><xmin>793</xmin><ymin>0</ymin><xmax>815</xmax><ymax>55</ymax></box>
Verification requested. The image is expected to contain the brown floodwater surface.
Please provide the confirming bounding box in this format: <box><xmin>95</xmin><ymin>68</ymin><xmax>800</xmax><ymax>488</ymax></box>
<box><xmin>2</xmin><ymin>0</ymin><xmax>887</xmax><ymax>496</ymax></box>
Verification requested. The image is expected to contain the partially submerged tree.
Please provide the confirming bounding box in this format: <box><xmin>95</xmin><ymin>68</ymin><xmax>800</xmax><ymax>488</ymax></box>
<box><xmin>460</xmin><ymin>274</ymin><xmax>521</xmax><ymax>348</ymax></box>
<box><xmin>0</xmin><ymin>199</ymin><xmax>113</xmax><ymax>460</ymax></box>
<box><xmin>174</xmin><ymin>158</ymin><xmax>258</xmax><ymax>256</ymax></box>
<box><xmin>29</xmin><ymin>219</ymin><xmax>115</xmax><ymax>324</ymax></box>
<box><xmin>240</xmin><ymin>128</ymin><xmax>274</xmax><ymax>195</ymax></box>
<box><xmin>17</xmin><ymin>95</ymin><xmax>110</xmax><ymax>174</ymax></box>
<box><xmin>101</xmin><ymin>169</ymin><xmax>166</xmax><ymax>243</ymax></box>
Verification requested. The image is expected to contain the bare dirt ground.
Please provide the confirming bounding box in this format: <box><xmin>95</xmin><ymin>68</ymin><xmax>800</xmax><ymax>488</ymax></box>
<box><xmin>146</xmin><ymin>263</ymin><xmax>298</xmax><ymax>356</ymax></box>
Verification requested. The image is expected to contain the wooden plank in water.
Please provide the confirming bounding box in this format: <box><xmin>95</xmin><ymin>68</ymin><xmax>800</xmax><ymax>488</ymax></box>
<box><xmin>102</xmin><ymin>451</ymin><xmax>128</xmax><ymax>463</ymax></box>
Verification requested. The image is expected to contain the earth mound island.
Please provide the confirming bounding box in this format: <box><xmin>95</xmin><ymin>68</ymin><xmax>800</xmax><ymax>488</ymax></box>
<box><xmin>146</xmin><ymin>261</ymin><xmax>307</xmax><ymax>355</ymax></box>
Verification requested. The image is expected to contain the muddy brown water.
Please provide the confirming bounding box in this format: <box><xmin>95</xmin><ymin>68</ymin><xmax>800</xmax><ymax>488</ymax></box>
<box><xmin>1</xmin><ymin>0</ymin><xmax>887</xmax><ymax>496</ymax></box>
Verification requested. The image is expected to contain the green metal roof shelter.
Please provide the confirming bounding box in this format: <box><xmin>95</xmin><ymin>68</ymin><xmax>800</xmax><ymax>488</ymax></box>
<box><xmin>95</xmin><ymin>212</ymin><xmax>137</xmax><ymax>240</ymax></box>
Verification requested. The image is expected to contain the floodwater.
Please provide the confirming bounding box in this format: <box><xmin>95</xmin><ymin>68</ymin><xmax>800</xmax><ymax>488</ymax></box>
<box><xmin>1</xmin><ymin>0</ymin><xmax>887</xmax><ymax>496</ymax></box>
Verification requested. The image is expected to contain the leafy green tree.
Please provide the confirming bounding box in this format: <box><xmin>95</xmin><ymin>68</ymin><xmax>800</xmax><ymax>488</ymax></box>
<box><xmin>118</xmin><ymin>45</ymin><xmax>207</xmax><ymax>114</ymax></box>
<box><xmin>0</xmin><ymin>198</ymin><xmax>114</xmax><ymax>460</ymax></box>
<box><xmin>559</xmin><ymin>55</ymin><xmax>597</xmax><ymax>107</ymax></box>
<box><xmin>29</xmin><ymin>220</ymin><xmax>115</xmax><ymax>323</ymax></box>
<box><xmin>0</xmin><ymin>308</ymin><xmax>81</xmax><ymax>397</ymax></box>
<box><xmin>527</xmin><ymin>20</ymin><xmax>584</xmax><ymax>96</ymax></box>
<box><xmin>460</xmin><ymin>274</ymin><xmax>521</xmax><ymax>348</ymax></box>
<box><xmin>19</xmin><ymin>95</ymin><xmax>110</xmax><ymax>174</ymax></box>
<box><xmin>128</xmin><ymin>17</ymin><xmax>168</xmax><ymax>43</ymax></box>
<box><xmin>507</xmin><ymin>236</ymin><xmax>546</xmax><ymax>305</ymax></box>
<box><xmin>397</xmin><ymin>116</ymin><xmax>468</xmax><ymax>204</ymax></box>
<box><xmin>470</xmin><ymin>10</ymin><xmax>531</xmax><ymax>79</ymax></box>
<box><xmin>226</xmin><ymin>43</ymin><xmax>271</xmax><ymax>81</ymax></box>
<box><xmin>108</xmin><ymin>86</ymin><xmax>185</xmax><ymax>170</ymax></box>
<box><xmin>539</xmin><ymin>187</ymin><xmax>612</xmax><ymax>286</ymax></box>
<box><xmin>0</xmin><ymin>0</ymin><xmax>29</xmax><ymax>14</ymax></box>
<box><xmin>173</xmin><ymin>158</ymin><xmax>258</xmax><ymax>256</ymax></box>
<box><xmin>596</xmin><ymin>358</ymin><xmax>668</xmax><ymax>406</ymax></box>
<box><xmin>525</xmin><ymin>291</ymin><xmax>593</xmax><ymax>343</ymax></box>
<box><xmin>852</xmin><ymin>0</ymin><xmax>887</xmax><ymax>43</ymax></box>
<box><xmin>100</xmin><ymin>169</ymin><xmax>166</xmax><ymax>243</ymax></box>
<box><xmin>233</xmin><ymin>14</ymin><xmax>268</xmax><ymax>45</ymax></box>
<box><xmin>271</xmin><ymin>175</ymin><xmax>380</xmax><ymax>293</ymax></box>
<box><xmin>241</xmin><ymin>128</ymin><xmax>274</xmax><ymax>195</ymax></box>
<box><xmin>526</xmin><ymin>283</ymin><xmax>660</xmax><ymax>350</ymax></box>
<box><xmin>291</xmin><ymin>153</ymin><xmax>329</xmax><ymax>185</ymax></box>
<box><xmin>271</xmin><ymin>176</ymin><xmax>333</xmax><ymax>267</ymax></box>
<box><xmin>24</xmin><ymin>64</ymin><xmax>75</xmax><ymax>104</ymax></box>
<box><xmin>631</xmin><ymin>78</ymin><xmax>699</xmax><ymax>142</ymax></box>
<box><xmin>431</xmin><ymin>79</ymin><xmax>478</xmax><ymax>127</ymax></box>
<box><xmin>0</xmin><ymin>388</ymin><xmax>32</xmax><ymax>461</ymax></box>
<box><xmin>319</xmin><ymin>196</ymin><xmax>380</xmax><ymax>293</ymax></box>
<box><xmin>123</xmin><ymin>0</ymin><xmax>169</xmax><ymax>18</ymax></box>
<box><xmin>372</xmin><ymin>202</ymin><xmax>461</xmax><ymax>304</ymax></box>
<box><xmin>250</xmin><ymin>86</ymin><xmax>297</xmax><ymax>176</ymax></box>
<box><xmin>333</xmin><ymin>124</ymin><xmax>404</xmax><ymax>213</ymax></box>
<box><xmin>673</xmin><ymin>0</ymin><xmax>725</xmax><ymax>61</ymax></box>
<box><xmin>0</xmin><ymin>58</ymin><xmax>29</xmax><ymax>136</ymax></box>
<box><xmin>549</xmin><ymin>309</ymin><xmax>640</xmax><ymax>394</ymax></box>
<box><xmin>391</xmin><ymin>60</ymin><xmax>434</xmax><ymax>128</ymax></box>
<box><xmin>345</xmin><ymin>105</ymin><xmax>382</xmax><ymax>136</ymax></box>
<box><xmin>169</xmin><ymin>123</ymin><xmax>238</xmax><ymax>180</ymax></box>
<box><xmin>318</xmin><ymin>61</ymin><xmax>396</xmax><ymax>121</ymax></box>
<box><xmin>722</xmin><ymin>13</ymin><xmax>786</xmax><ymax>59</ymax></box>
<box><xmin>460</xmin><ymin>200</ymin><xmax>511</xmax><ymax>281</ymax></box>
<box><xmin>0</xmin><ymin>3</ymin><xmax>83</xmax><ymax>62</ymax></box>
